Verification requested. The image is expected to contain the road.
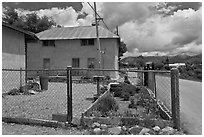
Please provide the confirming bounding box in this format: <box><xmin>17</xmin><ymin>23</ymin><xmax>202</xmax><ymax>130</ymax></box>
<box><xmin>127</xmin><ymin>72</ymin><xmax>202</xmax><ymax>134</ymax></box>
<box><xmin>179</xmin><ymin>79</ymin><xmax>202</xmax><ymax>135</ymax></box>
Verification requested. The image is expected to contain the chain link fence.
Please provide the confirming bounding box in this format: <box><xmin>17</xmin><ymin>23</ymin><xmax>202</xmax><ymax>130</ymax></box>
<box><xmin>155</xmin><ymin>72</ymin><xmax>171</xmax><ymax>111</ymax></box>
<box><xmin>2</xmin><ymin>69</ymin><xmax>67</xmax><ymax>120</ymax></box>
<box><xmin>2</xmin><ymin>68</ymin><xmax>180</xmax><ymax>128</ymax></box>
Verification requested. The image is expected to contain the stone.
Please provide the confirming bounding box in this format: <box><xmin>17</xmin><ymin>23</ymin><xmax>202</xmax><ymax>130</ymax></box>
<box><xmin>152</xmin><ymin>126</ymin><xmax>161</xmax><ymax>132</ymax></box>
<box><xmin>121</xmin><ymin>126</ymin><xmax>127</xmax><ymax>131</ymax></box>
<box><xmin>93</xmin><ymin>128</ymin><xmax>102</xmax><ymax>135</ymax></box>
<box><xmin>108</xmin><ymin>126</ymin><xmax>122</xmax><ymax>135</ymax></box>
<box><xmin>160</xmin><ymin>126</ymin><xmax>175</xmax><ymax>135</ymax></box>
<box><xmin>28</xmin><ymin>90</ymin><xmax>36</xmax><ymax>95</ymax></box>
<box><xmin>100</xmin><ymin>124</ymin><xmax>108</xmax><ymax>130</ymax></box>
<box><xmin>92</xmin><ymin>122</ymin><xmax>100</xmax><ymax>128</ymax></box>
<box><xmin>145</xmin><ymin>133</ymin><xmax>151</xmax><ymax>135</ymax></box>
<box><xmin>139</xmin><ymin>128</ymin><xmax>151</xmax><ymax>135</ymax></box>
<box><xmin>129</xmin><ymin>125</ymin><xmax>143</xmax><ymax>135</ymax></box>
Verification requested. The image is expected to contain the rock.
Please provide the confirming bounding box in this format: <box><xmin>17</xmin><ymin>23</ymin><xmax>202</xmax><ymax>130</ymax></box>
<box><xmin>100</xmin><ymin>124</ymin><xmax>108</xmax><ymax>130</ymax></box>
<box><xmin>145</xmin><ymin>133</ymin><xmax>151</xmax><ymax>135</ymax></box>
<box><xmin>121</xmin><ymin>126</ymin><xmax>127</xmax><ymax>131</ymax></box>
<box><xmin>160</xmin><ymin>126</ymin><xmax>175</xmax><ymax>135</ymax></box>
<box><xmin>93</xmin><ymin>128</ymin><xmax>102</xmax><ymax>135</ymax></box>
<box><xmin>139</xmin><ymin>128</ymin><xmax>151</xmax><ymax>135</ymax></box>
<box><xmin>147</xmin><ymin>129</ymin><xmax>156</xmax><ymax>135</ymax></box>
<box><xmin>129</xmin><ymin>125</ymin><xmax>143</xmax><ymax>135</ymax></box>
<box><xmin>28</xmin><ymin>90</ymin><xmax>36</xmax><ymax>95</ymax></box>
<box><xmin>92</xmin><ymin>122</ymin><xmax>100</xmax><ymax>128</ymax></box>
<box><xmin>108</xmin><ymin>126</ymin><xmax>122</xmax><ymax>135</ymax></box>
<box><xmin>152</xmin><ymin>126</ymin><xmax>161</xmax><ymax>132</ymax></box>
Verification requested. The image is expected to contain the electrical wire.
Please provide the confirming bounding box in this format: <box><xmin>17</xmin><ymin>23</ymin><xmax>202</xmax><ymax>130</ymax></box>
<box><xmin>87</xmin><ymin>2</ymin><xmax>111</xmax><ymax>31</ymax></box>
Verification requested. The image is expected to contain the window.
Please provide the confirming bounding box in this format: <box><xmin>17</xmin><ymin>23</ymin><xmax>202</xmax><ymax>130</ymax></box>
<box><xmin>43</xmin><ymin>58</ymin><xmax>50</xmax><ymax>69</ymax></box>
<box><xmin>42</xmin><ymin>40</ymin><xmax>55</xmax><ymax>47</ymax></box>
<box><xmin>81</xmin><ymin>39</ymin><xmax>94</xmax><ymax>46</ymax></box>
<box><xmin>87</xmin><ymin>58</ymin><xmax>95</xmax><ymax>69</ymax></box>
<box><xmin>72</xmin><ymin>58</ymin><xmax>80</xmax><ymax>68</ymax></box>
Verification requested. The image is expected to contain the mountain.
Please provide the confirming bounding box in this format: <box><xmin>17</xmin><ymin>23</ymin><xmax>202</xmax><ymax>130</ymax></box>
<box><xmin>120</xmin><ymin>54</ymin><xmax>202</xmax><ymax>65</ymax></box>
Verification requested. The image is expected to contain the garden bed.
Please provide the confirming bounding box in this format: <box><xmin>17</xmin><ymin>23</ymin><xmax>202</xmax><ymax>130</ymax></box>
<box><xmin>80</xmin><ymin>82</ymin><xmax>184</xmax><ymax>135</ymax></box>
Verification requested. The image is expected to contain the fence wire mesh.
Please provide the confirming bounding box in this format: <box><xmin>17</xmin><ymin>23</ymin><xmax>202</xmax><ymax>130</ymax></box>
<box><xmin>155</xmin><ymin>72</ymin><xmax>171</xmax><ymax>112</ymax></box>
<box><xmin>71</xmin><ymin>68</ymin><xmax>120</xmax><ymax>117</ymax></box>
<box><xmin>2</xmin><ymin>69</ymin><xmax>67</xmax><ymax>120</ymax></box>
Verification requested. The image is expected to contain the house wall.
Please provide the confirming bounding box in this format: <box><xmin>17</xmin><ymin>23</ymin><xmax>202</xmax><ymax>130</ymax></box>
<box><xmin>2</xmin><ymin>26</ymin><xmax>26</xmax><ymax>93</ymax></box>
<box><xmin>27</xmin><ymin>38</ymin><xmax>119</xmax><ymax>78</ymax></box>
<box><xmin>2</xmin><ymin>26</ymin><xmax>25</xmax><ymax>69</ymax></box>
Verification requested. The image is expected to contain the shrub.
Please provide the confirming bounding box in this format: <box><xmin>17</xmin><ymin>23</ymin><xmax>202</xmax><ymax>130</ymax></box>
<box><xmin>121</xmin><ymin>83</ymin><xmax>138</xmax><ymax>96</ymax></box>
<box><xmin>121</xmin><ymin>92</ymin><xmax>130</xmax><ymax>101</ymax></box>
<box><xmin>96</xmin><ymin>95</ymin><xmax>119</xmax><ymax>116</ymax></box>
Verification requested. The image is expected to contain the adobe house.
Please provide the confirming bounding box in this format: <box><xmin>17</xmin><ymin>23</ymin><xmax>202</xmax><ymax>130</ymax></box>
<box><xmin>2</xmin><ymin>22</ymin><xmax>38</xmax><ymax>92</ymax></box>
<box><xmin>27</xmin><ymin>26</ymin><xmax>120</xmax><ymax>78</ymax></box>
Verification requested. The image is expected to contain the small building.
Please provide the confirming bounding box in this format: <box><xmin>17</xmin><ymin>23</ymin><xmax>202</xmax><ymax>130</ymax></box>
<box><xmin>2</xmin><ymin>22</ymin><xmax>38</xmax><ymax>92</ymax></box>
<box><xmin>2</xmin><ymin>22</ymin><xmax>37</xmax><ymax>69</ymax></box>
<box><xmin>27</xmin><ymin>26</ymin><xmax>120</xmax><ymax>78</ymax></box>
<box><xmin>169</xmin><ymin>63</ymin><xmax>186</xmax><ymax>68</ymax></box>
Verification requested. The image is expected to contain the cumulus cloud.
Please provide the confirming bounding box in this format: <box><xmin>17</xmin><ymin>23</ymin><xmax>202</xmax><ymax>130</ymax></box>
<box><xmin>118</xmin><ymin>6</ymin><xmax>202</xmax><ymax>57</ymax></box>
<box><xmin>101</xmin><ymin>2</ymin><xmax>157</xmax><ymax>29</ymax></box>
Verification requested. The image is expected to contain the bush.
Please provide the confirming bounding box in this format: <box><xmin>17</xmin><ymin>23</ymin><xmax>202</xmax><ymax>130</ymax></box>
<box><xmin>121</xmin><ymin>83</ymin><xmax>138</xmax><ymax>96</ymax></box>
<box><xmin>96</xmin><ymin>95</ymin><xmax>119</xmax><ymax>116</ymax></box>
<box><xmin>121</xmin><ymin>92</ymin><xmax>130</xmax><ymax>101</ymax></box>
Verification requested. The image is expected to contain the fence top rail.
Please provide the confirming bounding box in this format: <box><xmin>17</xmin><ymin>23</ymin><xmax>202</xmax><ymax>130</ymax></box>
<box><xmin>125</xmin><ymin>69</ymin><xmax>171</xmax><ymax>73</ymax></box>
<box><xmin>2</xmin><ymin>68</ymin><xmax>170</xmax><ymax>73</ymax></box>
<box><xmin>2</xmin><ymin>68</ymin><xmax>67</xmax><ymax>71</ymax></box>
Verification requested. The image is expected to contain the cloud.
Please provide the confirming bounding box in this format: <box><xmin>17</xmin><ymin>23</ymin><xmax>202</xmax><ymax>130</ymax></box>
<box><xmin>118</xmin><ymin>6</ymin><xmax>202</xmax><ymax>57</ymax></box>
<box><xmin>101</xmin><ymin>2</ymin><xmax>157</xmax><ymax>29</ymax></box>
<box><xmin>3</xmin><ymin>2</ymin><xmax>82</xmax><ymax>11</ymax></box>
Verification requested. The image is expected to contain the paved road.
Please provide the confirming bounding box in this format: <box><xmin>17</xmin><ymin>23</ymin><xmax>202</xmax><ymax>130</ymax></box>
<box><xmin>179</xmin><ymin>79</ymin><xmax>202</xmax><ymax>135</ymax></box>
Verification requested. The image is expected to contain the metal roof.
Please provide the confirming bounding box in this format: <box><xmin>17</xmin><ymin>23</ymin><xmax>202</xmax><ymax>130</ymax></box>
<box><xmin>36</xmin><ymin>26</ymin><xmax>119</xmax><ymax>40</ymax></box>
<box><xmin>2</xmin><ymin>22</ymin><xmax>38</xmax><ymax>40</ymax></box>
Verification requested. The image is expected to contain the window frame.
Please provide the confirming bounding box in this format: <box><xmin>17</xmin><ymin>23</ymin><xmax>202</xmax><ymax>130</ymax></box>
<box><xmin>81</xmin><ymin>39</ymin><xmax>94</xmax><ymax>46</ymax></box>
<box><xmin>42</xmin><ymin>40</ymin><xmax>55</xmax><ymax>47</ymax></box>
<box><xmin>72</xmin><ymin>58</ymin><xmax>80</xmax><ymax>68</ymax></box>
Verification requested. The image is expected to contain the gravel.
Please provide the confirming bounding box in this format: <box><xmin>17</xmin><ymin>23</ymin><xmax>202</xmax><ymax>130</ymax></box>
<box><xmin>2</xmin><ymin>122</ymin><xmax>88</xmax><ymax>135</ymax></box>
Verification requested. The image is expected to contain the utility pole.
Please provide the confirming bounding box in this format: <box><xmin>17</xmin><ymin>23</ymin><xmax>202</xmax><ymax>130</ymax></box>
<box><xmin>94</xmin><ymin>2</ymin><xmax>102</xmax><ymax>72</ymax></box>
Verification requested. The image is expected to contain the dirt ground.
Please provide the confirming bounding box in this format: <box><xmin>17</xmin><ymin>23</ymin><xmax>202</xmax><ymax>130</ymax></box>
<box><xmin>2</xmin><ymin>82</ymin><xmax>97</xmax><ymax>119</ymax></box>
<box><xmin>2</xmin><ymin>122</ymin><xmax>88</xmax><ymax>135</ymax></box>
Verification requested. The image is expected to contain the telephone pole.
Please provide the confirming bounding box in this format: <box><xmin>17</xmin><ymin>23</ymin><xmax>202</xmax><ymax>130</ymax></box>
<box><xmin>94</xmin><ymin>2</ymin><xmax>102</xmax><ymax>72</ymax></box>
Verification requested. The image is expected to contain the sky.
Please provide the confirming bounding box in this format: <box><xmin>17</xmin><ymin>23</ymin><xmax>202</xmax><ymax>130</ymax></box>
<box><xmin>2</xmin><ymin>2</ymin><xmax>202</xmax><ymax>58</ymax></box>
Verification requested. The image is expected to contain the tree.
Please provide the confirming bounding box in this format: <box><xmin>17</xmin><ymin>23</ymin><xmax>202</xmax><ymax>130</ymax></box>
<box><xmin>2</xmin><ymin>7</ymin><xmax>19</xmax><ymax>25</ymax></box>
<box><xmin>3</xmin><ymin>7</ymin><xmax>56</xmax><ymax>33</ymax></box>
<box><xmin>118</xmin><ymin>40</ymin><xmax>127</xmax><ymax>61</ymax></box>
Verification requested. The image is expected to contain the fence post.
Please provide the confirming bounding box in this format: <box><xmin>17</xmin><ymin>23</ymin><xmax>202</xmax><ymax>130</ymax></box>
<box><xmin>171</xmin><ymin>68</ymin><xmax>180</xmax><ymax>130</ymax></box>
<box><xmin>67</xmin><ymin>66</ymin><xmax>72</xmax><ymax>123</ymax></box>
<box><xmin>144</xmin><ymin>71</ymin><xmax>148</xmax><ymax>86</ymax></box>
<box><xmin>20</xmin><ymin>68</ymin><xmax>22</xmax><ymax>88</ymax></box>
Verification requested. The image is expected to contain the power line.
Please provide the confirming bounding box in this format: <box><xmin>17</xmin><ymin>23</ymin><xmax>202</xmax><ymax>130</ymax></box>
<box><xmin>87</xmin><ymin>2</ymin><xmax>110</xmax><ymax>31</ymax></box>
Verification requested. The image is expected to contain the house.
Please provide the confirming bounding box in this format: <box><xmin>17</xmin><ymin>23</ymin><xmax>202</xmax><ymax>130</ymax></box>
<box><xmin>27</xmin><ymin>26</ymin><xmax>120</xmax><ymax>78</ymax></box>
<box><xmin>2</xmin><ymin>22</ymin><xmax>38</xmax><ymax>92</ymax></box>
<box><xmin>169</xmin><ymin>63</ymin><xmax>186</xmax><ymax>68</ymax></box>
<box><xmin>2</xmin><ymin>22</ymin><xmax>37</xmax><ymax>69</ymax></box>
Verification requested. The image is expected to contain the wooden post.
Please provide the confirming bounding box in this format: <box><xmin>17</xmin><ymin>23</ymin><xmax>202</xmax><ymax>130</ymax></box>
<box><xmin>171</xmin><ymin>68</ymin><xmax>180</xmax><ymax>130</ymax></box>
<box><xmin>67</xmin><ymin>66</ymin><xmax>72</xmax><ymax>123</ymax></box>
